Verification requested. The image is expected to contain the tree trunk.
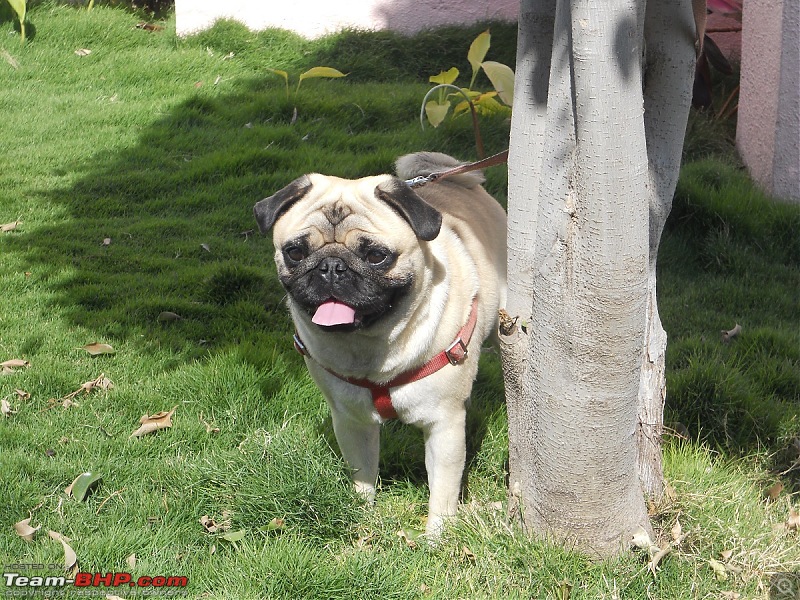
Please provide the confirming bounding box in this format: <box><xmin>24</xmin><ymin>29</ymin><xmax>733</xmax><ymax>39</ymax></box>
<box><xmin>503</xmin><ymin>0</ymin><xmax>555</xmax><ymax>528</ymax></box>
<box><xmin>502</xmin><ymin>0</ymin><xmax>696</xmax><ymax>557</ymax></box>
<box><xmin>637</xmin><ymin>0</ymin><xmax>697</xmax><ymax>499</ymax></box>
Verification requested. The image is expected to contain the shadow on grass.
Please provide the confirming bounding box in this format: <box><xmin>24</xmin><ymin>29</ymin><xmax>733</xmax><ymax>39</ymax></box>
<box><xmin>660</xmin><ymin>158</ymin><xmax>800</xmax><ymax>476</ymax></box>
<box><xmin>6</xmin><ymin>55</ymin><xmax>511</xmax><ymax>493</ymax></box>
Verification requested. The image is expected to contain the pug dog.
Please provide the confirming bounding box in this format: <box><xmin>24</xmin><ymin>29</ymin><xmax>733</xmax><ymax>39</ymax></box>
<box><xmin>253</xmin><ymin>152</ymin><xmax>507</xmax><ymax>536</ymax></box>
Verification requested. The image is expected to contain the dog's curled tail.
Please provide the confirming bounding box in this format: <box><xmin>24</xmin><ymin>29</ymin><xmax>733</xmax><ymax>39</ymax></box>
<box><xmin>395</xmin><ymin>152</ymin><xmax>485</xmax><ymax>189</ymax></box>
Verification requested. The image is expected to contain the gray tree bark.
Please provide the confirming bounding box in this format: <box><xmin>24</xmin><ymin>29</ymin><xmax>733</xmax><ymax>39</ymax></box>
<box><xmin>637</xmin><ymin>0</ymin><xmax>697</xmax><ymax>499</ymax></box>
<box><xmin>502</xmin><ymin>0</ymin><xmax>696</xmax><ymax>557</ymax></box>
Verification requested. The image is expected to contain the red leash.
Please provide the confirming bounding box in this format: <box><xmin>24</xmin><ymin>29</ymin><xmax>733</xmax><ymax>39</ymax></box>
<box><xmin>294</xmin><ymin>297</ymin><xmax>479</xmax><ymax>420</ymax></box>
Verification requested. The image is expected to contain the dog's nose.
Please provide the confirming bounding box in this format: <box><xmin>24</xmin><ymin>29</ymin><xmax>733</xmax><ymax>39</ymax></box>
<box><xmin>318</xmin><ymin>257</ymin><xmax>348</xmax><ymax>283</ymax></box>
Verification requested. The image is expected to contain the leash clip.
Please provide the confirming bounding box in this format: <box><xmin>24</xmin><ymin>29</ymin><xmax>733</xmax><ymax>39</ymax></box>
<box><xmin>404</xmin><ymin>175</ymin><xmax>431</xmax><ymax>188</ymax></box>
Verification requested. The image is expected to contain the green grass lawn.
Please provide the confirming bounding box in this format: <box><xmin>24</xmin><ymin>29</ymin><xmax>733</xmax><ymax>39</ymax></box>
<box><xmin>1</xmin><ymin>5</ymin><xmax>798</xmax><ymax>599</ymax></box>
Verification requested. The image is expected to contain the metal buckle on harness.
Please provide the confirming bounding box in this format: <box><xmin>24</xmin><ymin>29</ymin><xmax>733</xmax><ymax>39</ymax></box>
<box><xmin>445</xmin><ymin>338</ymin><xmax>468</xmax><ymax>365</ymax></box>
<box><xmin>293</xmin><ymin>333</ymin><xmax>307</xmax><ymax>356</ymax></box>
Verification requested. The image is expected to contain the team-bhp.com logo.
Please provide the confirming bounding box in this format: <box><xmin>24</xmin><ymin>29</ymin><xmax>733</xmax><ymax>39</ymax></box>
<box><xmin>4</xmin><ymin>571</ymin><xmax>188</xmax><ymax>591</ymax></box>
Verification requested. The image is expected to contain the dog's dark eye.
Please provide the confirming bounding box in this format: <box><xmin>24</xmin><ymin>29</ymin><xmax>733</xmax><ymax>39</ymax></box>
<box><xmin>284</xmin><ymin>246</ymin><xmax>306</xmax><ymax>263</ymax></box>
<box><xmin>366</xmin><ymin>249</ymin><xmax>388</xmax><ymax>265</ymax></box>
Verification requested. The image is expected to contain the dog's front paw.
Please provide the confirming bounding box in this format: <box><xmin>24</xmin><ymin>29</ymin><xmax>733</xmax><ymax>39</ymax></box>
<box><xmin>423</xmin><ymin>513</ymin><xmax>451</xmax><ymax>541</ymax></box>
<box><xmin>354</xmin><ymin>481</ymin><xmax>376</xmax><ymax>504</ymax></box>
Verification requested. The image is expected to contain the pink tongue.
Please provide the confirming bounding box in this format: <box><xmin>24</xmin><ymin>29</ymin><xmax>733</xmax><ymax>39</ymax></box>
<box><xmin>312</xmin><ymin>300</ymin><xmax>357</xmax><ymax>327</ymax></box>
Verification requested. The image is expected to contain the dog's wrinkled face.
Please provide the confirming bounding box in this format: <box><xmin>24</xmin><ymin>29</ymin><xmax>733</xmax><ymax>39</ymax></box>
<box><xmin>254</xmin><ymin>173</ymin><xmax>442</xmax><ymax>331</ymax></box>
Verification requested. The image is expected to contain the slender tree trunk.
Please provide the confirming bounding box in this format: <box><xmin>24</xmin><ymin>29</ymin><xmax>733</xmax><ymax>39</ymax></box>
<box><xmin>503</xmin><ymin>0</ymin><xmax>556</xmax><ymax>526</ymax></box>
<box><xmin>502</xmin><ymin>0</ymin><xmax>696</xmax><ymax>557</ymax></box>
<box><xmin>637</xmin><ymin>0</ymin><xmax>697</xmax><ymax>498</ymax></box>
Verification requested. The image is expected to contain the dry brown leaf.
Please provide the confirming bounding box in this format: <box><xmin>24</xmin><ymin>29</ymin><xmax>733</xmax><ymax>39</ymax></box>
<box><xmin>15</xmin><ymin>389</ymin><xmax>30</xmax><ymax>400</ymax></box>
<box><xmin>126</xmin><ymin>553</ymin><xmax>137</xmax><ymax>569</ymax></box>
<box><xmin>767</xmin><ymin>481</ymin><xmax>784</xmax><ymax>501</ymax></box>
<box><xmin>199</xmin><ymin>413</ymin><xmax>220</xmax><ymax>434</ymax></box>
<box><xmin>60</xmin><ymin>397</ymin><xmax>80</xmax><ymax>409</ymax></box>
<box><xmin>131</xmin><ymin>405</ymin><xmax>177</xmax><ymax>438</ymax></box>
<box><xmin>200</xmin><ymin>513</ymin><xmax>231</xmax><ymax>534</ymax></box>
<box><xmin>787</xmin><ymin>509</ymin><xmax>799</xmax><ymax>531</ymax></box>
<box><xmin>74</xmin><ymin>48</ymin><xmax>92</xmax><ymax>57</ymax></box>
<box><xmin>1</xmin><ymin>220</ymin><xmax>22</xmax><ymax>232</ymax></box>
<box><xmin>48</xmin><ymin>530</ymin><xmax>78</xmax><ymax>571</ymax></box>
<box><xmin>646</xmin><ymin>497</ymin><xmax>658</xmax><ymax>517</ymax></box>
<box><xmin>136</xmin><ymin>21</ymin><xmax>165</xmax><ymax>31</ymax></box>
<box><xmin>81</xmin><ymin>342</ymin><xmax>116</xmax><ymax>356</ymax></box>
<box><xmin>2</xmin><ymin>358</ymin><xmax>30</xmax><ymax>374</ymax></box>
<box><xmin>461</xmin><ymin>546</ymin><xmax>476</xmax><ymax>561</ymax></box>
<box><xmin>81</xmin><ymin>375</ymin><xmax>114</xmax><ymax>392</ymax></box>
<box><xmin>0</xmin><ymin>49</ymin><xmax>19</xmax><ymax>69</ymax></box>
<box><xmin>397</xmin><ymin>529</ymin><xmax>422</xmax><ymax>548</ymax></box>
<box><xmin>45</xmin><ymin>374</ymin><xmax>113</xmax><ymax>411</ymax></box>
<box><xmin>663</xmin><ymin>482</ymin><xmax>678</xmax><ymax>503</ymax></box>
<box><xmin>13</xmin><ymin>517</ymin><xmax>40</xmax><ymax>542</ymax></box>
<box><xmin>720</xmin><ymin>549</ymin><xmax>734</xmax><ymax>561</ymax></box>
<box><xmin>1</xmin><ymin>399</ymin><xmax>16</xmax><ymax>417</ymax></box>
<box><xmin>670</xmin><ymin>517</ymin><xmax>682</xmax><ymax>542</ymax></box>
<box><xmin>355</xmin><ymin>533</ymin><xmax>374</xmax><ymax>549</ymax></box>
<box><xmin>199</xmin><ymin>515</ymin><xmax>219</xmax><ymax>533</ymax></box>
<box><xmin>157</xmin><ymin>311</ymin><xmax>183</xmax><ymax>323</ymax></box>
<box><xmin>721</xmin><ymin>323</ymin><xmax>742</xmax><ymax>343</ymax></box>
<box><xmin>720</xmin><ymin>592</ymin><xmax>740</xmax><ymax>600</ymax></box>
<box><xmin>647</xmin><ymin>543</ymin><xmax>672</xmax><ymax>576</ymax></box>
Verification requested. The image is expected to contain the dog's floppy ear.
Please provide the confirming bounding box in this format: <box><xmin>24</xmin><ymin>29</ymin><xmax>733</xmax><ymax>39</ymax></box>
<box><xmin>374</xmin><ymin>179</ymin><xmax>442</xmax><ymax>241</ymax></box>
<box><xmin>253</xmin><ymin>175</ymin><xmax>312</xmax><ymax>234</ymax></box>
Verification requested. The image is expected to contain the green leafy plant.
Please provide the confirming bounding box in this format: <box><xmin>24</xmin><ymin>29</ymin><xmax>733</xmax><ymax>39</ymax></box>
<box><xmin>267</xmin><ymin>66</ymin><xmax>348</xmax><ymax>100</ymax></box>
<box><xmin>5</xmin><ymin>0</ymin><xmax>26</xmax><ymax>42</ymax></box>
<box><xmin>420</xmin><ymin>29</ymin><xmax>514</xmax><ymax>157</ymax></box>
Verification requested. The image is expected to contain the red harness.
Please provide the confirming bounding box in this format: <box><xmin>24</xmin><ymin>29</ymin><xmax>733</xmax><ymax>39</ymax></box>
<box><xmin>293</xmin><ymin>298</ymin><xmax>479</xmax><ymax>420</ymax></box>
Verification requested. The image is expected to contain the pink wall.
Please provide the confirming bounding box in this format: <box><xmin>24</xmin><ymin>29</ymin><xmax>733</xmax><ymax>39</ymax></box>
<box><xmin>737</xmin><ymin>0</ymin><xmax>799</xmax><ymax>202</ymax></box>
<box><xmin>175</xmin><ymin>0</ymin><xmax>519</xmax><ymax>39</ymax></box>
